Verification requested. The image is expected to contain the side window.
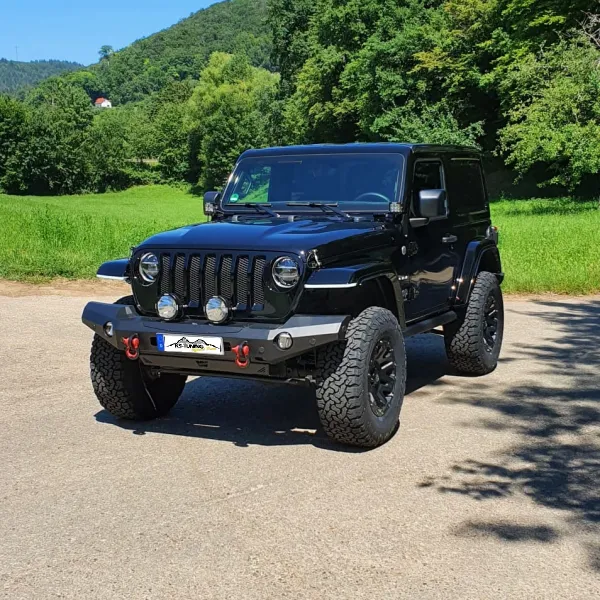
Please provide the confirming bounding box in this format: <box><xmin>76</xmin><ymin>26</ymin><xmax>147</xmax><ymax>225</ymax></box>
<box><xmin>412</xmin><ymin>160</ymin><xmax>447</xmax><ymax>217</ymax></box>
<box><xmin>447</xmin><ymin>159</ymin><xmax>487</xmax><ymax>213</ymax></box>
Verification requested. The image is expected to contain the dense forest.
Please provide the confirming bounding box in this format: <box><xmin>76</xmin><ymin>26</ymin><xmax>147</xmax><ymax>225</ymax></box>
<box><xmin>1</xmin><ymin>0</ymin><xmax>599</xmax><ymax>196</ymax></box>
<box><xmin>84</xmin><ymin>0</ymin><xmax>272</xmax><ymax>105</ymax></box>
<box><xmin>0</xmin><ymin>59</ymin><xmax>82</xmax><ymax>95</ymax></box>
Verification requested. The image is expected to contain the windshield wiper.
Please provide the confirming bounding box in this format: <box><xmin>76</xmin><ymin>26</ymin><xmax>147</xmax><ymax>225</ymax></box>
<box><xmin>242</xmin><ymin>203</ymin><xmax>279</xmax><ymax>218</ymax></box>
<box><xmin>286</xmin><ymin>202</ymin><xmax>352</xmax><ymax>221</ymax></box>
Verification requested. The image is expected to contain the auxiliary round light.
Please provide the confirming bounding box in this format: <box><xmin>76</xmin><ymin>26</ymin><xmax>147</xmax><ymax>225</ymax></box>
<box><xmin>272</xmin><ymin>257</ymin><xmax>300</xmax><ymax>289</ymax></box>
<box><xmin>104</xmin><ymin>322</ymin><xmax>114</xmax><ymax>337</ymax></box>
<box><xmin>139</xmin><ymin>252</ymin><xmax>160</xmax><ymax>283</ymax></box>
<box><xmin>275</xmin><ymin>332</ymin><xmax>293</xmax><ymax>350</ymax></box>
<box><xmin>205</xmin><ymin>296</ymin><xmax>229</xmax><ymax>324</ymax></box>
<box><xmin>157</xmin><ymin>294</ymin><xmax>180</xmax><ymax>321</ymax></box>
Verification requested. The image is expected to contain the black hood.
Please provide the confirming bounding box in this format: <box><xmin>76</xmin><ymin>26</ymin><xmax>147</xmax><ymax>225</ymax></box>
<box><xmin>138</xmin><ymin>216</ymin><xmax>395</xmax><ymax>260</ymax></box>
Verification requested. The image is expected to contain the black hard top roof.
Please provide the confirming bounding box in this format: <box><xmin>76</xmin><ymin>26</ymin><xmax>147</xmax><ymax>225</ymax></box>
<box><xmin>241</xmin><ymin>142</ymin><xmax>480</xmax><ymax>159</ymax></box>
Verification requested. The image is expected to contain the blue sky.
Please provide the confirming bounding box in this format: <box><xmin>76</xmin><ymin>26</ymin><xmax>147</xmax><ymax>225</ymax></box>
<box><xmin>1</xmin><ymin>1</ymin><xmax>215</xmax><ymax>65</ymax></box>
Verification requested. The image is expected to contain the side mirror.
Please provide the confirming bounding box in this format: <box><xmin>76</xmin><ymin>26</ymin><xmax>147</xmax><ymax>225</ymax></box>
<box><xmin>203</xmin><ymin>191</ymin><xmax>221</xmax><ymax>217</ymax></box>
<box><xmin>416</xmin><ymin>189</ymin><xmax>446</xmax><ymax>219</ymax></box>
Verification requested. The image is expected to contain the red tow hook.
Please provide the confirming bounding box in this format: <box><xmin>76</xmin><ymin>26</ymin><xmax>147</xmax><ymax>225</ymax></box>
<box><xmin>122</xmin><ymin>335</ymin><xmax>140</xmax><ymax>360</ymax></box>
<box><xmin>232</xmin><ymin>342</ymin><xmax>250</xmax><ymax>368</ymax></box>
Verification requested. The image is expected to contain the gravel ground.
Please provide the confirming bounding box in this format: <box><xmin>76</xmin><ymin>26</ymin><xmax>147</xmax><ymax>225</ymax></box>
<box><xmin>0</xmin><ymin>292</ymin><xmax>599</xmax><ymax>599</ymax></box>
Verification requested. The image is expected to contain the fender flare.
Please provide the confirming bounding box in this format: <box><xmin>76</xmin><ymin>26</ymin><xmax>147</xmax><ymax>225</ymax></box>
<box><xmin>304</xmin><ymin>262</ymin><xmax>406</xmax><ymax>328</ymax></box>
<box><xmin>454</xmin><ymin>241</ymin><xmax>503</xmax><ymax>305</ymax></box>
<box><xmin>97</xmin><ymin>258</ymin><xmax>130</xmax><ymax>282</ymax></box>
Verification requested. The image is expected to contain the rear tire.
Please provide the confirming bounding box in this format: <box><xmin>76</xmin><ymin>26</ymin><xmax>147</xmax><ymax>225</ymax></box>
<box><xmin>90</xmin><ymin>296</ymin><xmax>186</xmax><ymax>420</ymax></box>
<box><xmin>315</xmin><ymin>307</ymin><xmax>406</xmax><ymax>448</ymax></box>
<box><xmin>444</xmin><ymin>271</ymin><xmax>504</xmax><ymax>375</ymax></box>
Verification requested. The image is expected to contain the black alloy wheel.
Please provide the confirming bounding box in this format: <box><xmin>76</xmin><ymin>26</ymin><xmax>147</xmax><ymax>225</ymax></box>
<box><xmin>315</xmin><ymin>306</ymin><xmax>407</xmax><ymax>448</ymax></box>
<box><xmin>368</xmin><ymin>335</ymin><xmax>397</xmax><ymax>417</ymax></box>
<box><xmin>482</xmin><ymin>294</ymin><xmax>499</xmax><ymax>352</ymax></box>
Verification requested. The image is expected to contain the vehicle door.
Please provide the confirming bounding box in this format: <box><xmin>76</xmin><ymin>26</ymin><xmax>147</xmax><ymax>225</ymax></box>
<box><xmin>443</xmin><ymin>156</ymin><xmax>491</xmax><ymax>280</ymax></box>
<box><xmin>403</xmin><ymin>158</ymin><xmax>461</xmax><ymax>322</ymax></box>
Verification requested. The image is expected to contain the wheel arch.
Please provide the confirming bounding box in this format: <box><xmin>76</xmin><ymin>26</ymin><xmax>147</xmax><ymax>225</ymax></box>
<box><xmin>454</xmin><ymin>240</ymin><xmax>503</xmax><ymax>306</ymax></box>
<box><xmin>301</xmin><ymin>263</ymin><xmax>406</xmax><ymax>328</ymax></box>
<box><xmin>97</xmin><ymin>258</ymin><xmax>130</xmax><ymax>282</ymax></box>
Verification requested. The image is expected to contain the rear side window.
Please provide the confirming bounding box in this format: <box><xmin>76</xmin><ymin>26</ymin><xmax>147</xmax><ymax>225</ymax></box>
<box><xmin>447</xmin><ymin>159</ymin><xmax>487</xmax><ymax>213</ymax></box>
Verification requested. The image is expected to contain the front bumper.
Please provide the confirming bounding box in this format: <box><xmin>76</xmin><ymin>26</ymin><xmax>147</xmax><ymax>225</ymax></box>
<box><xmin>82</xmin><ymin>302</ymin><xmax>350</xmax><ymax>378</ymax></box>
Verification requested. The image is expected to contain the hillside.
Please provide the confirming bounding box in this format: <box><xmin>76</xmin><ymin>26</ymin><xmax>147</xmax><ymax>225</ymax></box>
<box><xmin>0</xmin><ymin>59</ymin><xmax>81</xmax><ymax>94</ymax></box>
<box><xmin>87</xmin><ymin>0</ymin><xmax>271</xmax><ymax>105</ymax></box>
<box><xmin>2</xmin><ymin>0</ymin><xmax>598</xmax><ymax>199</ymax></box>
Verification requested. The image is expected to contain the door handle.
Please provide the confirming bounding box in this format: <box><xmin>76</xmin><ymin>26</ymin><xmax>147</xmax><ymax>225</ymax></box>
<box><xmin>442</xmin><ymin>234</ymin><xmax>457</xmax><ymax>244</ymax></box>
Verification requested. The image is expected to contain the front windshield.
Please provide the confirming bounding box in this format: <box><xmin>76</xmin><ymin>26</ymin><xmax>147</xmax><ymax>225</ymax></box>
<box><xmin>221</xmin><ymin>153</ymin><xmax>404</xmax><ymax>211</ymax></box>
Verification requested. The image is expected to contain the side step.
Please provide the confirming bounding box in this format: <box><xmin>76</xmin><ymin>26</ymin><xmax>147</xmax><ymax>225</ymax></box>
<box><xmin>404</xmin><ymin>311</ymin><xmax>457</xmax><ymax>338</ymax></box>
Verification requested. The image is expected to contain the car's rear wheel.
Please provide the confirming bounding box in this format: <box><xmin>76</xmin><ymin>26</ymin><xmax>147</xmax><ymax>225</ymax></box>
<box><xmin>89</xmin><ymin>296</ymin><xmax>186</xmax><ymax>420</ymax></box>
<box><xmin>315</xmin><ymin>307</ymin><xmax>406</xmax><ymax>448</ymax></box>
<box><xmin>444</xmin><ymin>271</ymin><xmax>504</xmax><ymax>375</ymax></box>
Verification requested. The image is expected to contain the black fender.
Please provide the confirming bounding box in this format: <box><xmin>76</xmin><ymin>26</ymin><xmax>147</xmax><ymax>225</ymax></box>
<box><xmin>97</xmin><ymin>258</ymin><xmax>131</xmax><ymax>282</ymax></box>
<box><xmin>454</xmin><ymin>241</ymin><xmax>503</xmax><ymax>305</ymax></box>
<box><xmin>304</xmin><ymin>262</ymin><xmax>405</xmax><ymax>328</ymax></box>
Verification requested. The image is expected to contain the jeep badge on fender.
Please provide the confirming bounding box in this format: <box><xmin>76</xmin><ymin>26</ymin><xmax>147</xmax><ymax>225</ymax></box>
<box><xmin>83</xmin><ymin>143</ymin><xmax>504</xmax><ymax>448</ymax></box>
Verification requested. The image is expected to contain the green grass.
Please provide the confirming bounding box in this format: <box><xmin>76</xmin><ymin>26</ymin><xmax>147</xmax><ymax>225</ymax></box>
<box><xmin>491</xmin><ymin>197</ymin><xmax>600</xmax><ymax>294</ymax></box>
<box><xmin>0</xmin><ymin>186</ymin><xmax>204</xmax><ymax>281</ymax></box>
<box><xmin>0</xmin><ymin>187</ymin><xmax>598</xmax><ymax>294</ymax></box>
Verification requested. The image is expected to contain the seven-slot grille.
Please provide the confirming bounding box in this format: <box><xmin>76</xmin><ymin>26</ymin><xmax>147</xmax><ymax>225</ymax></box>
<box><xmin>158</xmin><ymin>252</ymin><xmax>268</xmax><ymax>313</ymax></box>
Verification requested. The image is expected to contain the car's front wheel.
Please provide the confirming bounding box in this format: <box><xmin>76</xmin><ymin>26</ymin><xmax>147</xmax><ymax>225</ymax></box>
<box><xmin>315</xmin><ymin>307</ymin><xmax>406</xmax><ymax>448</ymax></box>
<box><xmin>89</xmin><ymin>296</ymin><xmax>186</xmax><ymax>420</ymax></box>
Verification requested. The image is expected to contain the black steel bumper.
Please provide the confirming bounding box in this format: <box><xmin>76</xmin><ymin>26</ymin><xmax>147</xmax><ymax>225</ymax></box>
<box><xmin>82</xmin><ymin>302</ymin><xmax>350</xmax><ymax>378</ymax></box>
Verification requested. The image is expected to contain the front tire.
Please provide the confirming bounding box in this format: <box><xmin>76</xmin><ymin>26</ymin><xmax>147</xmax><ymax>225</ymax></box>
<box><xmin>315</xmin><ymin>307</ymin><xmax>406</xmax><ymax>448</ymax></box>
<box><xmin>444</xmin><ymin>271</ymin><xmax>504</xmax><ymax>375</ymax></box>
<box><xmin>90</xmin><ymin>296</ymin><xmax>186</xmax><ymax>420</ymax></box>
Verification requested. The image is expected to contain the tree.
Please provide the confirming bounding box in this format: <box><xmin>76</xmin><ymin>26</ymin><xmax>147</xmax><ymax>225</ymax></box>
<box><xmin>0</xmin><ymin>59</ymin><xmax>81</xmax><ymax>95</ymax></box>
<box><xmin>0</xmin><ymin>95</ymin><xmax>30</xmax><ymax>192</ymax></box>
<box><xmin>277</xmin><ymin>0</ymin><xmax>483</xmax><ymax>146</ymax></box>
<box><xmin>18</xmin><ymin>79</ymin><xmax>95</xmax><ymax>194</ymax></box>
<box><xmin>187</xmin><ymin>52</ymin><xmax>279</xmax><ymax>190</ymax></box>
<box><xmin>271</xmin><ymin>0</ymin><xmax>600</xmax><ymax>188</ymax></box>
<box><xmin>87</xmin><ymin>108</ymin><xmax>134</xmax><ymax>191</ymax></box>
<box><xmin>99</xmin><ymin>45</ymin><xmax>114</xmax><ymax>61</ymax></box>
<box><xmin>268</xmin><ymin>0</ymin><xmax>315</xmax><ymax>96</ymax></box>
<box><xmin>89</xmin><ymin>0</ymin><xmax>272</xmax><ymax>106</ymax></box>
<box><xmin>154</xmin><ymin>102</ymin><xmax>191</xmax><ymax>182</ymax></box>
<box><xmin>499</xmin><ymin>36</ymin><xmax>600</xmax><ymax>189</ymax></box>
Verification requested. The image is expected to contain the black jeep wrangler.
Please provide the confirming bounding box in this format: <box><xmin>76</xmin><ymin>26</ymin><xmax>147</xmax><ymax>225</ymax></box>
<box><xmin>83</xmin><ymin>144</ymin><xmax>504</xmax><ymax>448</ymax></box>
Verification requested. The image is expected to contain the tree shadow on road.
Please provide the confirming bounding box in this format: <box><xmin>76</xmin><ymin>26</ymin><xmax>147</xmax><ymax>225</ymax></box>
<box><xmin>418</xmin><ymin>299</ymin><xmax>600</xmax><ymax>569</ymax></box>
<box><xmin>95</xmin><ymin>334</ymin><xmax>449</xmax><ymax>451</ymax></box>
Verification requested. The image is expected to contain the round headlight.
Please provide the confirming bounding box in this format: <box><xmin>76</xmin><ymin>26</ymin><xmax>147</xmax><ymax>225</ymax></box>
<box><xmin>139</xmin><ymin>253</ymin><xmax>160</xmax><ymax>283</ymax></box>
<box><xmin>272</xmin><ymin>257</ymin><xmax>300</xmax><ymax>289</ymax></box>
<box><xmin>157</xmin><ymin>294</ymin><xmax>180</xmax><ymax>320</ymax></box>
<box><xmin>205</xmin><ymin>296</ymin><xmax>229</xmax><ymax>324</ymax></box>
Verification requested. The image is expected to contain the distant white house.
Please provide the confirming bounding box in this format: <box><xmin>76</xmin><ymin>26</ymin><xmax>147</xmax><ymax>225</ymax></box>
<box><xmin>94</xmin><ymin>97</ymin><xmax>112</xmax><ymax>109</ymax></box>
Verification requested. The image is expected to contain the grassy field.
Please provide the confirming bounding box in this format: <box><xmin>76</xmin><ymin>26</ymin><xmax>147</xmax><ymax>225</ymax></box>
<box><xmin>493</xmin><ymin>197</ymin><xmax>599</xmax><ymax>294</ymax></box>
<box><xmin>0</xmin><ymin>186</ymin><xmax>206</xmax><ymax>282</ymax></box>
<box><xmin>0</xmin><ymin>186</ymin><xmax>598</xmax><ymax>293</ymax></box>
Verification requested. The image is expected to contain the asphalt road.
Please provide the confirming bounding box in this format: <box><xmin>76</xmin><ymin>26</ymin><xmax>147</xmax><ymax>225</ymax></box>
<box><xmin>1</xmin><ymin>292</ymin><xmax>599</xmax><ymax>599</ymax></box>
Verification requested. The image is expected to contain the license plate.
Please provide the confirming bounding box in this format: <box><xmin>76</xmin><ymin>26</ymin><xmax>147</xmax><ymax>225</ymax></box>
<box><xmin>157</xmin><ymin>334</ymin><xmax>224</xmax><ymax>355</ymax></box>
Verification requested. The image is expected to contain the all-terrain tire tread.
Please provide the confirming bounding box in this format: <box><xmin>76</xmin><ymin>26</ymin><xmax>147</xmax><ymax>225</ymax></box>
<box><xmin>89</xmin><ymin>296</ymin><xmax>185</xmax><ymax>420</ymax></box>
<box><xmin>445</xmin><ymin>271</ymin><xmax>503</xmax><ymax>375</ymax></box>
<box><xmin>315</xmin><ymin>307</ymin><xmax>406</xmax><ymax>448</ymax></box>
